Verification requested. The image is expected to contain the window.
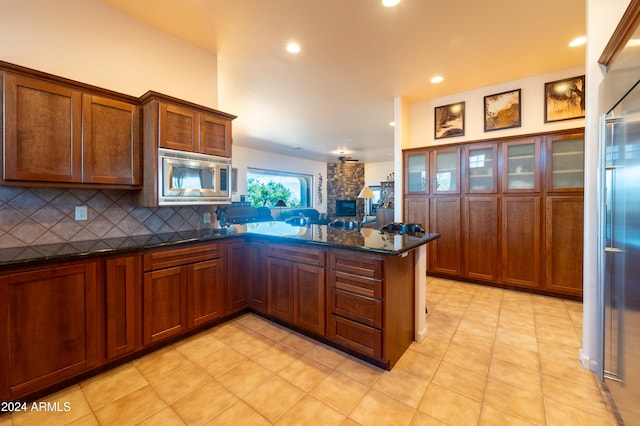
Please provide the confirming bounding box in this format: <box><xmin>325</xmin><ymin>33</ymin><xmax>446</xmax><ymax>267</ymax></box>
<box><xmin>247</xmin><ymin>168</ymin><xmax>312</xmax><ymax>208</ymax></box>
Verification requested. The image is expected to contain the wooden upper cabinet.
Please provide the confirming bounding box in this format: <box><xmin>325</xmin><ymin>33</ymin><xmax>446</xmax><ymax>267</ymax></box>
<box><xmin>159</xmin><ymin>102</ymin><xmax>197</xmax><ymax>152</ymax></box>
<box><xmin>431</xmin><ymin>147</ymin><xmax>460</xmax><ymax>194</ymax></box>
<box><xmin>501</xmin><ymin>138</ymin><xmax>541</xmax><ymax>193</ymax></box>
<box><xmin>156</xmin><ymin>98</ymin><xmax>234</xmax><ymax>157</ymax></box>
<box><xmin>83</xmin><ymin>95</ymin><xmax>140</xmax><ymax>186</ymax></box>
<box><xmin>545</xmin><ymin>132</ymin><xmax>585</xmax><ymax>192</ymax></box>
<box><xmin>464</xmin><ymin>143</ymin><xmax>497</xmax><ymax>193</ymax></box>
<box><xmin>200</xmin><ymin>112</ymin><xmax>233</xmax><ymax>157</ymax></box>
<box><xmin>3</xmin><ymin>73</ymin><xmax>83</xmax><ymax>183</ymax></box>
<box><xmin>404</xmin><ymin>150</ymin><xmax>429</xmax><ymax>194</ymax></box>
<box><xmin>2</xmin><ymin>67</ymin><xmax>141</xmax><ymax>188</ymax></box>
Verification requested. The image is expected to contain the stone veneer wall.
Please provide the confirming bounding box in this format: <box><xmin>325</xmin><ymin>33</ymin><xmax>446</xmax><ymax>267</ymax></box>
<box><xmin>0</xmin><ymin>186</ymin><xmax>214</xmax><ymax>249</ymax></box>
<box><xmin>327</xmin><ymin>162</ymin><xmax>365</xmax><ymax>219</ymax></box>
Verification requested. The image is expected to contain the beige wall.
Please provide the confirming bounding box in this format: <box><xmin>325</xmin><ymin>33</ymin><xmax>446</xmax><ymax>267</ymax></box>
<box><xmin>0</xmin><ymin>0</ymin><xmax>218</xmax><ymax>107</ymax></box>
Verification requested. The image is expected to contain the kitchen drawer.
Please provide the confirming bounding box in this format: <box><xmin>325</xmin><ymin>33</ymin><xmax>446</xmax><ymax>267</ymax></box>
<box><xmin>328</xmin><ymin>314</ymin><xmax>382</xmax><ymax>360</ymax></box>
<box><xmin>333</xmin><ymin>270</ymin><xmax>382</xmax><ymax>299</ymax></box>
<box><xmin>268</xmin><ymin>244</ymin><xmax>325</xmax><ymax>267</ymax></box>
<box><xmin>143</xmin><ymin>243</ymin><xmax>221</xmax><ymax>271</ymax></box>
<box><xmin>333</xmin><ymin>288</ymin><xmax>382</xmax><ymax>328</ymax></box>
<box><xmin>330</xmin><ymin>250</ymin><xmax>382</xmax><ymax>278</ymax></box>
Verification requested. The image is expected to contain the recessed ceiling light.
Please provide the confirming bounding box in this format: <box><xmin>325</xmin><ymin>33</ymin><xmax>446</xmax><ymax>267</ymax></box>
<box><xmin>382</xmin><ymin>0</ymin><xmax>401</xmax><ymax>7</ymax></box>
<box><xmin>430</xmin><ymin>76</ymin><xmax>444</xmax><ymax>84</ymax></box>
<box><xmin>389</xmin><ymin>121</ymin><xmax>395</xmax><ymax>127</ymax></box>
<box><xmin>569</xmin><ymin>37</ymin><xmax>586</xmax><ymax>47</ymax></box>
<box><xmin>286</xmin><ymin>42</ymin><xmax>301</xmax><ymax>53</ymax></box>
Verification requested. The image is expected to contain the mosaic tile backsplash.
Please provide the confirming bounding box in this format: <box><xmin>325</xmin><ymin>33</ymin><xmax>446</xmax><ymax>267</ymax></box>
<box><xmin>0</xmin><ymin>186</ymin><xmax>214</xmax><ymax>249</ymax></box>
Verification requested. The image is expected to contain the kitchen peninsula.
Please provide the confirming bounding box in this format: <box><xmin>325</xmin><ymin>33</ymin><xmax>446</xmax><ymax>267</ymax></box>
<box><xmin>0</xmin><ymin>222</ymin><xmax>438</xmax><ymax>402</ymax></box>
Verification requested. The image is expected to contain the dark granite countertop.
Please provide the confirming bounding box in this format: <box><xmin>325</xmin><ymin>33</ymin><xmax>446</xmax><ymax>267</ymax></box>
<box><xmin>0</xmin><ymin>222</ymin><xmax>439</xmax><ymax>269</ymax></box>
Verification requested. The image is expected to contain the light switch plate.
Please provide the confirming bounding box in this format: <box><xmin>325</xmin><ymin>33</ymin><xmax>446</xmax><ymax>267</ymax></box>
<box><xmin>75</xmin><ymin>206</ymin><xmax>88</xmax><ymax>221</ymax></box>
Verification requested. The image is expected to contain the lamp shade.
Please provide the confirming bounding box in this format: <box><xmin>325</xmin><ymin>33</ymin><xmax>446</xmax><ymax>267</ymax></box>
<box><xmin>275</xmin><ymin>199</ymin><xmax>287</xmax><ymax>207</ymax></box>
<box><xmin>357</xmin><ymin>185</ymin><xmax>375</xmax><ymax>199</ymax></box>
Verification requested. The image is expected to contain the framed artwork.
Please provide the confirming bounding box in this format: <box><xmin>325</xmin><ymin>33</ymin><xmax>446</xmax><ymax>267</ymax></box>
<box><xmin>435</xmin><ymin>102</ymin><xmax>465</xmax><ymax>139</ymax></box>
<box><xmin>484</xmin><ymin>89</ymin><xmax>521</xmax><ymax>131</ymax></box>
<box><xmin>544</xmin><ymin>75</ymin><xmax>585</xmax><ymax>122</ymax></box>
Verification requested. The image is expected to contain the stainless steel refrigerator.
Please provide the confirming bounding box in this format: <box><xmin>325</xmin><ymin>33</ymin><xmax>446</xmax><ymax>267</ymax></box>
<box><xmin>599</xmin><ymin>26</ymin><xmax>640</xmax><ymax>425</ymax></box>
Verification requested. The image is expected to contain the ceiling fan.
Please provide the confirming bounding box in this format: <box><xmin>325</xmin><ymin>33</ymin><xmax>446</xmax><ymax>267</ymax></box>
<box><xmin>338</xmin><ymin>156</ymin><xmax>359</xmax><ymax>163</ymax></box>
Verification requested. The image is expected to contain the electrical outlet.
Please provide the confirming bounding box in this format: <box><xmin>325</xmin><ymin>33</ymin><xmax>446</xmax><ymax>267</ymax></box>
<box><xmin>75</xmin><ymin>206</ymin><xmax>88</xmax><ymax>221</ymax></box>
<box><xmin>203</xmin><ymin>212</ymin><xmax>211</xmax><ymax>224</ymax></box>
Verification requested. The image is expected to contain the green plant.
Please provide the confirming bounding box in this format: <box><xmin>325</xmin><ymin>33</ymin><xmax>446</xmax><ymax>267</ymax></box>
<box><xmin>247</xmin><ymin>178</ymin><xmax>300</xmax><ymax>207</ymax></box>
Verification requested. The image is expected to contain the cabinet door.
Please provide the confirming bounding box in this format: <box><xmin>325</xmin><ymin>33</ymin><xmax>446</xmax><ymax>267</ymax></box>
<box><xmin>159</xmin><ymin>102</ymin><xmax>197</xmax><ymax>152</ymax></box>
<box><xmin>502</xmin><ymin>138</ymin><xmax>541</xmax><ymax>193</ymax></box>
<box><xmin>200</xmin><ymin>113</ymin><xmax>232</xmax><ymax>157</ymax></box>
<box><xmin>546</xmin><ymin>133</ymin><xmax>584</xmax><ymax>192</ymax></box>
<box><xmin>0</xmin><ymin>262</ymin><xmax>98</xmax><ymax>399</ymax></box>
<box><xmin>267</xmin><ymin>257</ymin><xmax>295</xmax><ymax>323</ymax></box>
<box><xmin>83</xmin><ymin>95</ymin><xmax>141</xmax><ymax>185</ymax></box>
<box><xmin>226</xmin><ymin>240</ymin><xmax>251</xmax><ymax>313</ymax></box>
<box><xmin>249</xmin><ymin>242</ymin><xmax>268</xmax><ymax>312</ymax></box>
<box><xmin>105</xmin><ymin>256</ymin><xmax>139</xmax><ymax>360</ymax></box>
<box><xmin>465</xmin><ymin>143</ymin><xmax>497</xmax><ymax>193</ymax></box>
<box><xmin>501</xmin><ymin>197</ymin><xmax>541</xmax><ymax>288</ymax></box>
<box><xmin>431</xmin><ymin>148</ymin><xmax>460</xmax><ymax>194</ymax></box>
<box><xmin>404</xmin><ymin>151</ymin><xmax>428</xmax><ymax>193</ymax></box>
<box><xmin>188</xmin><ymin>259</ymin><xmax>224</xmax><ymax>326</ymax></box>
<box><xmin>429</xmin><ymin>197</ymin><xmax>461</xmax><ymax>275</ymax></box>
<box><xmin>404</xmin><ymin>196</ymin><xmax>428</xmax><ymax>229</ymax></box>
<box><xmin>545</xmin><ymin>196</ymin><xmax>584</xmax><ymax>295</ymax></box>
<box><xmin>3</xmin><ymin>74</ymin><xmax>82</xmax><ymax>183</ymax></box>
<box><xmin>294</xmin><ymin>263</ymin><xmax>325</xmax><ymax>336</ymax></box>
<box><xmin>143</xmin><ymin>266</ymin><xmax>187</xmax><ymax>345</ymax></box>
<box><xmin>463</xmin><ymin>197</ymin><xmax>499</xmax><ymax>281</ymax></box>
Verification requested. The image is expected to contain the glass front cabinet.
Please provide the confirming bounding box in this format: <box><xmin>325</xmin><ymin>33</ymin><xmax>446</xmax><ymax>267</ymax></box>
<box><xmin>464</xmin><ymin>143</ymin><xmax>497</xmax><ymax>193</ymax></box>
<box><xmin>404</xmin><ymin>151</ymin><xmax>428</xmax><ymax>194</ymax></box>
<box><xmin>501</xmin><ymin>137</ymin><xmax>541</xmax><ymax>193</ymax></box>
<box><xmin>545</xmin><ymin>133</ymin><xmax>585</xmax><ymax>192</ymax></box>
<box><xmin>431</xmin><ymin>147</ymin><xmax>460</xmax><ymax>194</ymax></box>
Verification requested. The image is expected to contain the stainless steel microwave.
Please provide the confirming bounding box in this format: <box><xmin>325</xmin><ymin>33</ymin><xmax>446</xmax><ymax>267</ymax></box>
<box><xmin>158</xmin><ymin>148</ymin><xmax>231</xmax><ymax>205</ymax></box>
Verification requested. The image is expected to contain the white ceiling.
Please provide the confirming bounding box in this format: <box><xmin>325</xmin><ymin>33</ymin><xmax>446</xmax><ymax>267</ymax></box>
<box><xmin>101</xmin><ymin>0</ymin><xmax>586</xmax><ymax>163</ymax></box>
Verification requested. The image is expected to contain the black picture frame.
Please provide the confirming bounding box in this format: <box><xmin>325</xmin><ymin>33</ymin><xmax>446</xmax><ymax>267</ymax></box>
<box><xmin>434</xmin><ymin>102</ymin><xmax>465</xmax><ymax>139</ymax></box>
<box><xmin>484</xmin><ymin>89</ymin><xmax>521</xmax><ymax>132</ymax></box>
<box><xmin>544</xmin><ymin>75</ymin><xmax>585</xmax><ymax>122</ymax></box>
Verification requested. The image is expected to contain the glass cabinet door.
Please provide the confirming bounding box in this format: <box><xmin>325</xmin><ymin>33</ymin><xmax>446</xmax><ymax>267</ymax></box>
<box><xmin>404</xmin><ymin>151</ymin><xmax>428</xmax><ymax>193</ymax></box>
<box><xmin>502</xmin><ymin>138</ymin><xmax>541</xmax><ymax>192</ymax></box>
<box><xmin>465</xmin><ymin>143</ymin><xmax>497</xmax><ymax>193</ymax></box>
<box><xmin>432</xmin><ymin>147</ymin><xmax>460</xmax><ymax>194</ymax></box>
<box><xmin>546</xmin><ymin>133</ymin><xmax>584</xmax><ymax>191</ymax></box>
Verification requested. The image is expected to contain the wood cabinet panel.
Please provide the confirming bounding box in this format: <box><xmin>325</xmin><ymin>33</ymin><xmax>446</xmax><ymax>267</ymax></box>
<box><xmin>226</xmin><ymin>240</ymin><xmax>251</xmax><ymax>313</ymax></box>
<box><xmin>501</xmin><ymin>197</ymin><xmax>541</xmax><ymax>288</ymax></box>
<box><xmin>200</xmin><ymin>113</ymin><xmax>232</xmax><ymax>157</ymax></box>
<box><xmin>267</xmin><ymin>257</ymin><xmax>295</xmax><ymax>323</ymax></box>
<box><xmin>3</xmin><ymin>73</ymin><xmax>82</xmax><ymax>183</ymax></box>
<box><xmin>83</xmin><ymin>95</ymin><xmax>140</xmax><ymax>185</ymax></box>
<box><xmin>463</xmin><ymin>197</ymin><xmax>499</xmax><ymax>281</ymax></box>
<box><xmin>294</xmin><ymin>263</ymin><xmax>325</xmax><ymax>335</ymax></box>
<box><xmin>159</xmin><ymin>102</ymin><xmax>197</xmax><ymax>152</ymax></box>
<box><xmin>188</xmin><ymin>259</ymin><xmax>225</xmax><ymax>326</ymax></box>
<box><xmin>545</xmin><ymin>197</ymin><xmax>584</xmax><ymax>295</ymax></box>
<box><xmin>0</xmin><ymin>262</ymin><xmax>98</xmax><ymax>399</ymax></box>
<box><xmin>429</xmin><ymin>197</ymin><xmax>461</xmax><ymax>275</ymax></box>
<box><xmin>249</xmin><ymin>242</ymin><xmax>268</xmax><ymax>312</ymax></box>
<box><xmin>143</xmin><ymin>266</ymin><xmax>187</xmax><ymax>345</ymax></box>
<box><xmin>404</xmin><ymin>195</ymin><xmax>428</xmax><ymax>229</ymax></box>
<box><xmin>329</xmin><ymin>315</ymin><xmax>382</xmax><ymax>359</ymax></box>
<box><xmin>105</xmin><ymin>255</ymin><xmax>139</xmax><ymax>360</ymax></box>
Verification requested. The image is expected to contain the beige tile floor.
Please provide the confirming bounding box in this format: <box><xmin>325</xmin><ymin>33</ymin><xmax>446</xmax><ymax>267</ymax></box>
<box><xmin>1</xmin><ymin>277</ymin><xmax>618</xmax><ymax>426</ymax></box>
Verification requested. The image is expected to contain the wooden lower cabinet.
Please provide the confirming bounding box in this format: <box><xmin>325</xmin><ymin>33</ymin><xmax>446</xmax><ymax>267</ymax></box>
<box><xmin>226</xmin><ymin>240</ymin><xmax>251</xmax><ymax>313</ymax></box>
<box><xmin>105</xmin><ymin>255</ymin><xmax>139</xmax><ymax>360</ymax></box>
<box><xmin>429</xmin><ymin>197</ymin><xmax>461</xmax><ymax>275</ymax></box>
<box><xmin>545</xmin><ymin>196</ymin><xmax>584</xmax><ymax>296</ymax></box>
<box><xmin>142</xmin><ymin>243</ymin><xmax>223</xmax><ymax>345</ymax></box>
<box><xmin>501</xmin><ymin>197</ymin><xmax>541</xmax><ymax>288</ymax></box>
<box><xmin>248</xmin><ymin>242</ymin><xmax>268</xmax><ymax>312</ymax></box>
<box><xmin>463</xmin><ymin>197</ymin><xmax>499</xmax><ymax>281</ymax></box>
<box><xmin>327</xmin><ymin>249</ymin><xmax>414</xmax><ymax>369</ymax></box>
<box><xmin>0</xmin><ymin>261</ymin><xmax>99</xmax><ymax>400</ymax></box>
<box><xmin>267</xmin><ymin>244</ymin><xmax>326</xmax><ymax>336</ymax></box>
